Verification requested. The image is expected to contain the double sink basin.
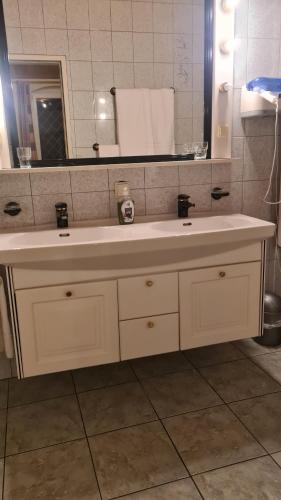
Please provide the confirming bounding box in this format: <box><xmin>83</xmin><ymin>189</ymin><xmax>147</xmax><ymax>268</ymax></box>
<box><xmin>0</xmin><ymin>214</ymin><xmax>275</xmax><ymax>265</ymax></box>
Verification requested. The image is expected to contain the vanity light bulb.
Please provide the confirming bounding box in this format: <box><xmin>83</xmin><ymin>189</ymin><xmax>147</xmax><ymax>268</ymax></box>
<box><xmin>221</xmin><ymin>0</ymin><xmax>239</xmax><ymax>12</ymax></box>
<box><xmin>219</xmin><ymin>39</ymin><xmax>237</xmax><ymax>55</ymax></box>
<box><xmin>99</xmin><ymin>98</ymin><xmax>106</xmax><ymax>104</ymax></box>
<box><xmin>99</xmin><ymin>112</ymin><xmax>106</xmax><ymax>120</ymax></box>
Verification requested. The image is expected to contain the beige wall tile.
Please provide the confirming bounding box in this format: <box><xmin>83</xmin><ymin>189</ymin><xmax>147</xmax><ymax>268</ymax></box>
<box><xmin>0</xmin><ymin>173</ymin><xmax>31</xmax><ymax>197</ymax></box>
<box><xmin>179</xmin><ymin>164</ymin><xmax>211</xmax><ymax>185</ymax></box>
<box><xmin>111</xmin><ymin>1</ymin><xmax>132</xmax><ymax>31</ymax></box>
<box><xmin>145</xmin><ymin>166</ymin><xmax>179</xmax><ymax>188</ymax></box>
<box><xmin>68</xmin><ymin>30</ymin><xmax>91</xmax><ymax>61</ymax></box>
<box><xmin>3</xmin><ymin>0</ymin><xmax>20</xmax><ymax>27</ymax></box>
<box><xmin>66</xmin><ymin>0</ymin><xmax>89</xmax><ymax>29</ymax></box>
<box><xmin>89</xmin><ymin>0</ymin><xmax>111</xmax><ymax>30</ymax></box>
<box><xmin>18</xmin><ymin>0</ymin><xmax>44</xmax><ymax>28</ymax></box>
<box><xmin>30</xmin><ymin>172</ymin><xmax>71</xmax><ymax>195</ymax></box>
<box><xmin>43</xmin><ymin>0</ymin><xmax>67</xmax><ymax>29</ymax></box>
<box><xmin>146</xmin><ymin>187</ymin><xmax>178</xmax><ymax>215</ymax></box>
<box><xmin>22</xmin><ymin>28</ymin><xmax>46</xmax><ymax>54</ymax></box>
<box><xmin>72</xmin><ymin>191</ymin><xmax>110</xmax><ymax>220</ymax></box>
<box><xmin>70</xmin><ymin>169</ymin><xmax>108</xmax><ymax>192</ymax></box>
<box><xmin>6</xmin><ymin>27</ymin><xmax>23</xmax><ymax>53</ymax></box>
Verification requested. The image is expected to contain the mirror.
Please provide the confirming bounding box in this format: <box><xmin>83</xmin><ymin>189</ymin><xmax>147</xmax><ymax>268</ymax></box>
<box><xmin>1</xmin><ymin>0</ymin><xmax>212</xmax><ymax>166</ymax></box>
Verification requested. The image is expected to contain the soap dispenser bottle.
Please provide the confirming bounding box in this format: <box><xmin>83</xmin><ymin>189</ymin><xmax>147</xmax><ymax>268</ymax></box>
<box><xmin>115</xmin><ymin>181</ymin><xmax>135</xmax><ymax>225</ymax></box>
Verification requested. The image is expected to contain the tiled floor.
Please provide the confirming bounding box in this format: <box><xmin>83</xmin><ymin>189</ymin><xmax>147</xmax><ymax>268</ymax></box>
<box><xmin>1</xmin><ymin>340</ymin><xmax>281</xmax><ymax>499</ymax></box>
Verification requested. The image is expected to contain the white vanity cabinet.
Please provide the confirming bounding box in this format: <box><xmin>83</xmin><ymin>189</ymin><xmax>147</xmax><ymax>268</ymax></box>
<box><xmin>15</xmin><ymin>280</ymin><xmax>119</xmax><ymax>376</ymax></box>
<box><xmin>179</xmin><ymin>262</ymin><xmax>262</xmax><ymax>350</ymax></box>
<box><xmin>9</xmin><ymin>238</ymin><xmax>265</xmax><ymax>378</ymax></box>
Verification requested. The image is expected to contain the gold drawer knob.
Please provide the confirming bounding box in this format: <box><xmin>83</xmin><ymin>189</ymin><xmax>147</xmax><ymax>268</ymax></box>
<box><xmin>65</xmin><ymin>291</ymin><xmax>72</xmax><ymax>297</ymax></box>
<box><xmin>146</xmin><ymin>280</ymin><xmax>154</xmax><ymax>287</ymax></box>
<box><xmin>147</xmin><ymin>321</ymin><xmax>155</xmax><ymax>329</ymax></box>
<box><xmin>219</xmin><ymin>271</ymin><xmax>226</xmax><ymax>278</ymax></box>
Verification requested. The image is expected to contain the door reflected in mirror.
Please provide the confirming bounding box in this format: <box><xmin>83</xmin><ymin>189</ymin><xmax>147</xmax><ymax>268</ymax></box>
<box><xmin>10</xmin><ymin>58</ymin><xmax>72</xmax><ymax>161</ymax></box>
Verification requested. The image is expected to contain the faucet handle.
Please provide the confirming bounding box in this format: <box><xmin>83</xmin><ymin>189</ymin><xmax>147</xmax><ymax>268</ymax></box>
<box><xmin>55</xmin><ymin>202</ymin><xmax>68</xmax><ymax>212</ymax></box>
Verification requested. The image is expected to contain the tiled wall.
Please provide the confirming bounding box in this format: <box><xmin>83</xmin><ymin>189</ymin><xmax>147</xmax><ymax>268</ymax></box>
<box><xmin>0</xmin><ymin>162</ymin><xmax>244</xmax><ymax>229</ymax></box>
<box><xmin>232</xmin><ymin>0</ymin><xmax>281</xmax><ymax>293</ymax></box>
<box><xmin>3</xmin><ymin>0</ymin><xmax>205</xmax><ymax>158</ymax></box>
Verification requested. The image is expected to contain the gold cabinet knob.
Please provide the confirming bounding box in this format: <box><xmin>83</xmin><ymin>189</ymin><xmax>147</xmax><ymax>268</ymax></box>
<box><xmin>147</xmin><ymin>321</ymin><xmax>154</xmax><ymax>328</ymax></box>
<box><xmin>146</xmin><ymin>280</ymin><xmax>154</xmax><ymax>287</ymax></box>
<box><xmin>219</xmin><ymin>271</ymin><xmax>226</xmax><ymax>278</ymax></box>
<box><xmin>65</xmin><ymin>291</ymin><xmax>72</xmax><ymax>297</ymax></box>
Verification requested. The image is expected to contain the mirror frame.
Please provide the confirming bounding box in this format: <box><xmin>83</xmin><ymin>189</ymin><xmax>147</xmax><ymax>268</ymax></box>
<box><xmin>0</xmin><ymin>0</ymin><xmax>213</xmax><ymax>168</ymax></box>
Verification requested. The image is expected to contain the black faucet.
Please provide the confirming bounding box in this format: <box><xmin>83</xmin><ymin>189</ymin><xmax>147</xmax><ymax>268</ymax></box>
<box><xmin>55</xmin><ymin>202</ymin><xmax>68</xmax><ymax>228</ymax></box>
<box><xmin>178</xmin><ymin>194</ymin><xmax>195</xmax><ymax>218</ymax></box>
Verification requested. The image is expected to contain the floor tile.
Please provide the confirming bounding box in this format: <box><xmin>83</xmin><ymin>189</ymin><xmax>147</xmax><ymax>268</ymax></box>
<box><xmin>73</xmin><ymin>361</ymin><xmax>136</xmax><ymax>393</ymax></box>
<box><xmin>272</xmin><ymin>452</ymin><xmax>281</xmax><ymax>467</ymax></box>
<box><xmin>184</xmin><ymin>342</ymin><xmax>245</xmax><ymax>368</ymax></box>
<box><xmin>253</xmin><ymin>352</ymin><xmax>281</xmax><ymax>384</ymax></box>
<box><xmin>200</xmin><ymin>359</ymin><xmax>280</xmax><ymax>403</ymax></box>
<box><xmin>142</xmin><ymin>370</ymin><xmax>221</xmax><ymax>418</ymax></box>
<box><xmin>131</xmin><ymin>352</ymin><xmax>192</xmax><ymax>379</ymax></box>
<box><xmin>235</xmin><ymin>338</ymin><xmax>281</xmax><ymax>357</ymax></box>
<box><xmin>6</xmin><ymin>395</ymin><xmax>84</xmax><ymax>455</ymax></box>
<box><xmin>79</xmin><ymin>381</ymin><xmax>157</xmax><ymax>435</ymax></box>
<box><xmin>0</xmin><ymin>380</ymin><xmax>8</xmax><ymax>409</ymax></box>
<box><xmin>163</xmin><ymin>405</ymin><xmax>264</xmax><ymax>474</ymax></box>
<box><xmin>194</xmin><ymin>456</ymin><xmax>281</xmax><ymax>500</ymax></box>
<box><xmin>118</xmin><ymin>478</ymin><xmax>201</xmax><ymax>499</ymax></box>
<box><xmin>0</xmin><ymin>409</ymin><xmax>6</xmax><ymax>458</ymax></box>
<box><xmin>4</xmin><ymin>439</ymin><xmax>100</xmax><ymax>500</ymax></box>
<box><xmin>90</xmin><ymin>421</ymin><xmax>187</xmax><ymax>499</ymax></box>
<box><xmin>230</xmin><ymin>392</ymin><xmax>281</xmax><ymax>453</ymax></box>
<box><xmin>8</xmin><ymin>372</ymin><xmax>74</xmax><ymax>407</ymax></box>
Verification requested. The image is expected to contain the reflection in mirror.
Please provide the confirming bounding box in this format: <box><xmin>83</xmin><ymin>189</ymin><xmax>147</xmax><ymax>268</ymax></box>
<box><xmin>2</xmin><ymin>0</ymin><xmax>208</xmax><ymax>164</ymax></box>
<box><xmin>9</xmin><ymin>57</ymin><xmax>72</xmax><ymax>160</ymax></box>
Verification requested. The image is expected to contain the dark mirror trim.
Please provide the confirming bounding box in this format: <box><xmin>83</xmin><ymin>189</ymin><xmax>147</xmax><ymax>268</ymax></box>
<box><xmin>0</xmin><ymin>0</ymin><xmax>213</xmax><ymax>168</ymax></box>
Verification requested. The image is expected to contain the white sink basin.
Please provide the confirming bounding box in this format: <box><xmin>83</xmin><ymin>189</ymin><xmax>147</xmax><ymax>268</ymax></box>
<box><xmin>0</xmin><ymin>214</ymin><xmax>275</xmax><ymax>265</ymax></box>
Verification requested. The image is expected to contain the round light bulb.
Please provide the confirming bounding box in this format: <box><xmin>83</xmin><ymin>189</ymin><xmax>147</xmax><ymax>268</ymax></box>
<box><xmin>219</xmin><ymin>39</ymin><xmax>238</xmax><ymax>54</ymax></box>
<box><xmin>221</xmin><ymin>0</ymin><xmax>239</xmax><ymax>13</ymax></box>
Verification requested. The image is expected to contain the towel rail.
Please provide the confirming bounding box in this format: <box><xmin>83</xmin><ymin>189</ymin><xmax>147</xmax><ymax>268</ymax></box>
<box><xmin>110</xmin><ymin>86</ymin><xmax>175</xmax><ymax>95</ymax></box>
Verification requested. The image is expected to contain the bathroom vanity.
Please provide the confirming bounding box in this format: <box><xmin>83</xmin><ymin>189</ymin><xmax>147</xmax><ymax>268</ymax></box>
<box><xmin>0</xmin><ymin>214</ymin><xmax>275</xmax><ymax>378</ymax></box>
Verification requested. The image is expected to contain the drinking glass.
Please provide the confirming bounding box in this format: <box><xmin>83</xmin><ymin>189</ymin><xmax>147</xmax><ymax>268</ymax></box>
<box><xmin>193</xmin><ymin>142</ymin><xmax>208</xmax><ymax>160</ymax></box>
<box><xmin>17</xmin><ymin>147</ymin><xmax>32</xmax><ymax>168</ymax></box>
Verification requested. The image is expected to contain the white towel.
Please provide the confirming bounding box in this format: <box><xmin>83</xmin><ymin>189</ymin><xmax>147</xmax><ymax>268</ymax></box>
<box><xmin>98</xmin><ymin>145</ymin><xmax>120</xmax><ymax>157</ymax></box>
<box><xmin>150</xmin><ymin>89</ymin><xmax>175</xmax><ymax>155</ymax></box>
<box><xmin>116</xmin><ymin>89</ymin><xmax>154</xmax><ymax>156</ymax></box>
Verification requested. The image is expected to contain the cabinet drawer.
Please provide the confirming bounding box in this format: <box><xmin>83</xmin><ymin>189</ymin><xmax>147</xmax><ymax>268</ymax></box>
<box><xmin>120</xmin><ymin>313</ymin><xmax>179</xmax><ymax>360</ymax></box>
<box><xmin>118</xmin><ymin>272</ymin><xmax>178</xmax><ymax>320</ymax></box>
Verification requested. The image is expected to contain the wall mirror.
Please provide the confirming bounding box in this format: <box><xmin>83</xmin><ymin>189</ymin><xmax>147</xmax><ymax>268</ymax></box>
<box><xmin>0</xmin><ymin>0</ymin><xmax>213</xmax><ymax>167</ymax></box>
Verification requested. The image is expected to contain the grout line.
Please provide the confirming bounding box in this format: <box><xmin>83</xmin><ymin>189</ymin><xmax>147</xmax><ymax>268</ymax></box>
<box><xmin>130</xmin><ymin>362</ymin><xmax>192</xmax><ymax>481</ymax></box>
<box><xmin>70</xmin><ymin>371</ymin><xmax>103</xmax><ymax>500</ymax></box>
<box><xmin>4</xmin><ymin>435</ymin><xmax>87</xmax><ymax>460</ymax></box>
<box><xmin>193</xmin><ymin>364</ymin><xmax>272</xmax><ymax>459</ymax></box>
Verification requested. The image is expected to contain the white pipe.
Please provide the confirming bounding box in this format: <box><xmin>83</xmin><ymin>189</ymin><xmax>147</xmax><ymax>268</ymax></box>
<box><xmin>0</xmin><ymin>277</ymin><xmax>14</xmax><ymax>358</ymax></box>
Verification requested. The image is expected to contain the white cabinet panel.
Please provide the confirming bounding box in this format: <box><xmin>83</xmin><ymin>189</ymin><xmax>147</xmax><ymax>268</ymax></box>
<box><xmin>120</xmin><ymin>313</ymin><xmax>179</xmax><ymax>360</ymax></box>
<box><xmin>118</xmin><ymin>272</ymin><xmax>178</xmax><ymax>320</ymax></box>
<box><xmin>16</xmin><ymin>281</ymin><xmax>119</xmax><ymax>376</ymax></box>
<box><xmin>180</xmin><ymin>262</ymin><xmax>261</xmax><ymax>349</ymax></box>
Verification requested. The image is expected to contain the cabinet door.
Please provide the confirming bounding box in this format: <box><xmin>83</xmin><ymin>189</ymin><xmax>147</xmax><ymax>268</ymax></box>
<box><xmin>16</xmin><ymin>281</ymin><xmax>119</xmax><ymax>377</ymax></box>
<box><xmin>180</xmin><ymin>262</ymin><xmax>261</xmax><ymax>350</ymax></box>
